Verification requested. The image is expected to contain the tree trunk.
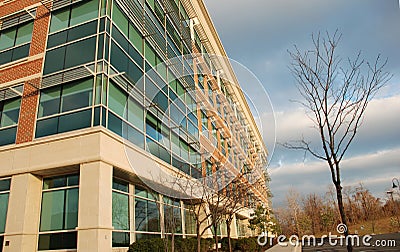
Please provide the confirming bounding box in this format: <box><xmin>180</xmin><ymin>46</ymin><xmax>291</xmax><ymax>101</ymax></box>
<box><xmin>226</xmin><ymin>220</ymin><xmax>232</xmax><ymax>252</ymax></box>
<box><xmin>213</xmin><ymin>225</ymin><xmax>219</xmax><ymax>252</ymax></box>
<box><xmin>197</xmin><ymin>224</ymin><xmax>201</xmax><ymax>252</ymax></box>
<box><xmin>171</xmin><ymin>233</ymin><xmax>175</xmax><ymax>252</ymax></box>
<box><xmin>335</xmin><ymin>183</ymin><xmax>353</xmax><ymax>252</ymax></box>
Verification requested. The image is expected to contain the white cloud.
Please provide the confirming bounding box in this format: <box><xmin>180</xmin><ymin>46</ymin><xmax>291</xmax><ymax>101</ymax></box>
<box><xmin>265</xmin><ymin>94</ymin><xmax>400</xmax><ymax>206</ymax></box>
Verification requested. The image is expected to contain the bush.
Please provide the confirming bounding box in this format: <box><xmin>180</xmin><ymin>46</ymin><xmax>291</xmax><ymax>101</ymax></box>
<box><xmin>128</xmin><ymin>238</ymin><xmax>169</xmax><ymax>252</ymax></box>
<box><xmin>129</xmin><ymin>237</ymin><xmax>213</xmax><ymax>252</ymax></box>
<box><xmin>128</xmin><ymin>236</ymin><xmax>272</xmax><ymax>252</ymax></box>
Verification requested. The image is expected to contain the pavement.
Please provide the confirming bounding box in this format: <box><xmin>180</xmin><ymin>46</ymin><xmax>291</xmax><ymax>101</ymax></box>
<box><xmin>266</xmin><ymin>242</ymin><xmax>301</xmax><ymax>252</ymax></box>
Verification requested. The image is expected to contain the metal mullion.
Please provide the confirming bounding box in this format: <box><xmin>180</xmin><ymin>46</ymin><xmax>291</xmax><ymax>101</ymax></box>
<box><xmin>42</xmin><ymin>185</ymin><xmax>79</xmax><ymax>193</ymax></box>
<box><xmin>47</xmin><ymin>33</ymin><xmax>98</xmax><ymax>51</ymax></box>
<box><xmin>0</xmin><ymin>41</ymin><xmax>30</xmax><ymax>55</ymax></box>
<box><xmin>38</xmin><ymin>229</ymin><xmax>77</xmax><ymax>235</ymax></box>
<box><xmin>112</xmin><ymin>189</ymin><xmax>130</xmax><ymax>196</ymax></box>
<box><xmin>37</xmin><ymin>105</ymin><xmax>91</xmax><ymax>122</ymax></box>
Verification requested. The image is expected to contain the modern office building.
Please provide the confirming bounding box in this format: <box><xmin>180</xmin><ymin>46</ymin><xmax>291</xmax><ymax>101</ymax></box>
<box><xmin>0</xmin><ymin>0</ymin><xmax>270</xmax><ymax>251</ymax></box>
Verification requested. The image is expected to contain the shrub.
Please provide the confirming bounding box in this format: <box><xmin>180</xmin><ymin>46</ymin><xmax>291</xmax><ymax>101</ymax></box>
<box><xmin>129</xmin><ymin>237</ymin><xmax>213</xmax><ymax>252</ymax></box>
<box><xmin>128</xmin><ymin>238</ymin><xmax>169</xmax><ymax>252</ymax></box>
<box><xmin>128</xmin><ymin>236</ymin><xmax>272</xmax><ymax>252</ymax></box>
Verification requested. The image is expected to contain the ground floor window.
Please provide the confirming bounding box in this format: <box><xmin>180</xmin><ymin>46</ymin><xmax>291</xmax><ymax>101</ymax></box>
<box><xmin>0</xmin><ymin>178</ymin><xmax>10</xmax><ymax>252</ymax></box>
<box><xmin>38</xmin><ymin>174</ymin><xmax>79</xmax><ymax>250</ymax></box>
<box><xmin>112</xmin><ymin>178</ymin><xmax>130</xmax><ymax>247</ymax></box>
<box><xmin>110</xmin><ymin>178</ymin><xmax>208</xmax><ymax>246</ymax></box>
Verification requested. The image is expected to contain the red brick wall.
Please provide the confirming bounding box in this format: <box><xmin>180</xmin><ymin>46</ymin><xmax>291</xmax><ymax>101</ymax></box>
<box><xmin>0</xmin><ymin>1</ymin><xmax>50</xmax><ymax>143</ymax></box>
<box><xmin>16</xmin><ymin>78</ymin><xmax>40</xmax><ymax>143</ymax></box>
<box><xmin>0</xmin><ymin>0</ymin><xmax>40</xmax><ymax>18</ymax></box>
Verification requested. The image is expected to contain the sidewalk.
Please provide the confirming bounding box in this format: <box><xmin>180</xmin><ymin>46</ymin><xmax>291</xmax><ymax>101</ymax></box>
<box><xmin>266</xmin><ymin>242</ymin><xmax>301</xmax><ymax>252</ymax></box>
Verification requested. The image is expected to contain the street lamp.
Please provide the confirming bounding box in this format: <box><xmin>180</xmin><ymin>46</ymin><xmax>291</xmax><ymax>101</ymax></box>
<box><xmin>392</xmin><ymin>178</ymin><xmax>400</xmax><ymax>190</ymax></box>
<box><xmin>387</xmin><ymin>178</ymin><xmax>400</xmax><ymax>230</ymax></box>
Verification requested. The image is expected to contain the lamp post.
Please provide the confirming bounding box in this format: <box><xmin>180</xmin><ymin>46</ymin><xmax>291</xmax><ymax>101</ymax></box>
<box><xmin>387</xmin><ymin>178</ymin><xmax>400</xmax><ymax>230</ymax></box>
<box><xmin>392</xmin><ymin>178</ymin><xmax>400</xmax><ymax>190</ymax></box>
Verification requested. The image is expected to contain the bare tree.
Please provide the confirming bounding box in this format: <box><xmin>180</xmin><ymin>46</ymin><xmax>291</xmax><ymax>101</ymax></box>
<box><xmin>286</xmin><ymin>189</ymin><xmax>301</xmax><ymax>235</ymax></box>
<box><xmin>178</xmin><ymin>177</ymin><xmax>222</xmax><ymax>252</ymax></box>
<box><xmin>354</xmin><ymin>183</ymin><xmax>382</xmax><ymax>233</ymax></box>
<box><xmin>222</xmin><ymin>179</ymin><xmax>252</xmax><ymax>252</ymax></box>
<box><xmin>286</xmin><ymin>30</ymin><xmax>391</xmax><ymax>251</ymax></box>
<box><xmin>302</xmin><ymin>193</ymin><xmax>323</xmax><ymax>234</ymax></box>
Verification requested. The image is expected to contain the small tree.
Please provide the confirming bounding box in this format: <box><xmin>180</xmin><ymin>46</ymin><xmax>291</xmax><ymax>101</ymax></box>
<box><xmin>286</xmin><ymin>30</ymin><xmax>391</xmax><ymax>252</ymax></box>
<box><xmin>223</xmin><ymin>178</ymin><xmax>253</xmax><ymax>252</ymax></box>
<box><xmin>248</xmin><ymin>205</ymin><xmax>269</xmax><ymax>234</ymax></box>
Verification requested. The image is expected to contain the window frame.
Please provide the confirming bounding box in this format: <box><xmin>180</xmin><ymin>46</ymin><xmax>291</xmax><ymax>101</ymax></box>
<box><xmin>0</xmin><ymin>20</ymin><xmax>34</xmax><ymax>65</ymax></box>
<box><xmin>0</xmin><ymin>178</ymin><xmax>11</xmax><ymax>238</ymax></box>
<box><xmin>38</xmin><ymin>174</ymin><xmax>79</xmax><ymax>251</ymax></box>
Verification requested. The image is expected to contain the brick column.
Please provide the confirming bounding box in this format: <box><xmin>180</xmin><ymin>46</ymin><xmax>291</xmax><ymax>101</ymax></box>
<box><xmin>16</xmin><ymin>4</ymin><xmax>50</xmax><ymax>144</ymax></box>
<box><xmin>77</xmin><ymin>161</ymin><xmax>113</xmax><ymax>251</ymax></box>
<box><xmin>3</xmin><ymin>174</ymin><xmax>42</xmax><ymax>252</ymax></box>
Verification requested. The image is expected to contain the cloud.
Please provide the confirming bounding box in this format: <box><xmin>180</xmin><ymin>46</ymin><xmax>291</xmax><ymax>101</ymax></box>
<box><xmin>270</xmin><ymin>147</ymin><xmax>400</xmax><ymax>206</ymax></box>
<box><xmin>204</xmin><ymin>0</ymin><xmax>400</xmax><ymax>109</ymax></box>
<box><xmin>264</xmin><ymin>95</ymin><xmax>400</xmax><ymax>206</ymax></box>
<box><xmin>203</xmin><ymin>0</ymin><xmax>400</xmax><ymax>207</ymax></box>
<box><xmin>266</xmin><ymin>94</ymin><xmax>400</xmax><ymax>160</ymax></box>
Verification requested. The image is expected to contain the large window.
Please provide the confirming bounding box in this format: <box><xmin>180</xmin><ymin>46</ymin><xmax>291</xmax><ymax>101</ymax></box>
<box><xmin>38</xmin><ymin>175</ymin><xmax>79</xmax><ymax>250</ymax></box>
<box><xmin>107</xmin><ymin>81</ymin><xmax>145</xmax><ymax>148</ymax></box>
<box><xmin>0</xmin><ymin>21</ymin><xmax>33</xmax><ymax>65</ymax></box>
<box><xmin>44</xmin><ymin>0</ymin><xmax>99</xmax><ymax>75</ymax></box>
<box><xmin>36</xmin><ymin>78</ymin><xmax>93</xmax><ymax>138</ymax></box>
<box><xmin>112</xmin><ymin>178</ymin><xmax>130</xmax><ymax>247</ymax></box>
<box><xmin>49</xmin><ymin>0</ymin><xmax>99</xmax><ymax>33</ymax></box>
<box><xmin>134</xmin><ymin>186</ymin><xmax>160</xmax><ymax>237</ymax></box>
<box><xmin>0</xmin><ymin>97</ymin><xmax>21</xmax><ymax>146</ymax></box>
<box><xmin>43</xmin><ymin>36</ymin><xmax>96</xmax><ymax>75</ymax></box>
<box><xmin>163</xmin><ymin>197</ymin><xmax>182</xmax><ymax>235</ymax></box>
<box><xmin>111</xmin><ymin>2</ymin><xmax>142</xmax><ymax>53</ymax></box>
<box><xmin>0</xmin><ymin>178</ymin><xmax>10</xmax><ymax>251</ymax></box>
<box><xmin>183</xmin><ymin>204</ymin><xmax>196</xmax><ymax>236</ymax></box>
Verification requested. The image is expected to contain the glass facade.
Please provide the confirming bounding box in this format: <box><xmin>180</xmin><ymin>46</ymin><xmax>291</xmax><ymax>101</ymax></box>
<box><xmin>0</xmin><ymin>21</ymin><xmax>33</xmax><ymax>65</ymax></box>
<box><xmin>0</xmin><ymin>97</ymin><xmax>21</xmax><ymax>146</ymax></box>
<box><xmin>38</xmin><ymin>175</ymin><xmax>79</xmax><ymax>250</ymax></box>
<box><xmin>35</xmin><ymin>0</ymin><xmax>269</xmax><ymax>182</ymax></box>
<box><xmin>36</xmin><ymin>0</ymin><xmax>207</xmax><ymax>179</ymax></box>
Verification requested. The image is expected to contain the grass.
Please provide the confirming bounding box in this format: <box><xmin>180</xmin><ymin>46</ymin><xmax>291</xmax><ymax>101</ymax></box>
<box><xmin>347</xmin><ymin>216</ymin><xmax>400</xmax><ymax>235</ymax></box>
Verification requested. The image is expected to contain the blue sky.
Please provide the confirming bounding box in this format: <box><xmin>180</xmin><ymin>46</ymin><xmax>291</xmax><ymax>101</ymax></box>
<box><xmin>203</xmin><ymin>0</ymin><xmax>400</xmax><ymax>206</ymax></box>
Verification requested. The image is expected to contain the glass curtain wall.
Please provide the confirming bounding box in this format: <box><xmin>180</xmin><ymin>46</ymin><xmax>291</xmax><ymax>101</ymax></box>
<box><xmin>39</xmin><ymin>0</ymin><xmax>209</xmax><ymax>179</ymax></box>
